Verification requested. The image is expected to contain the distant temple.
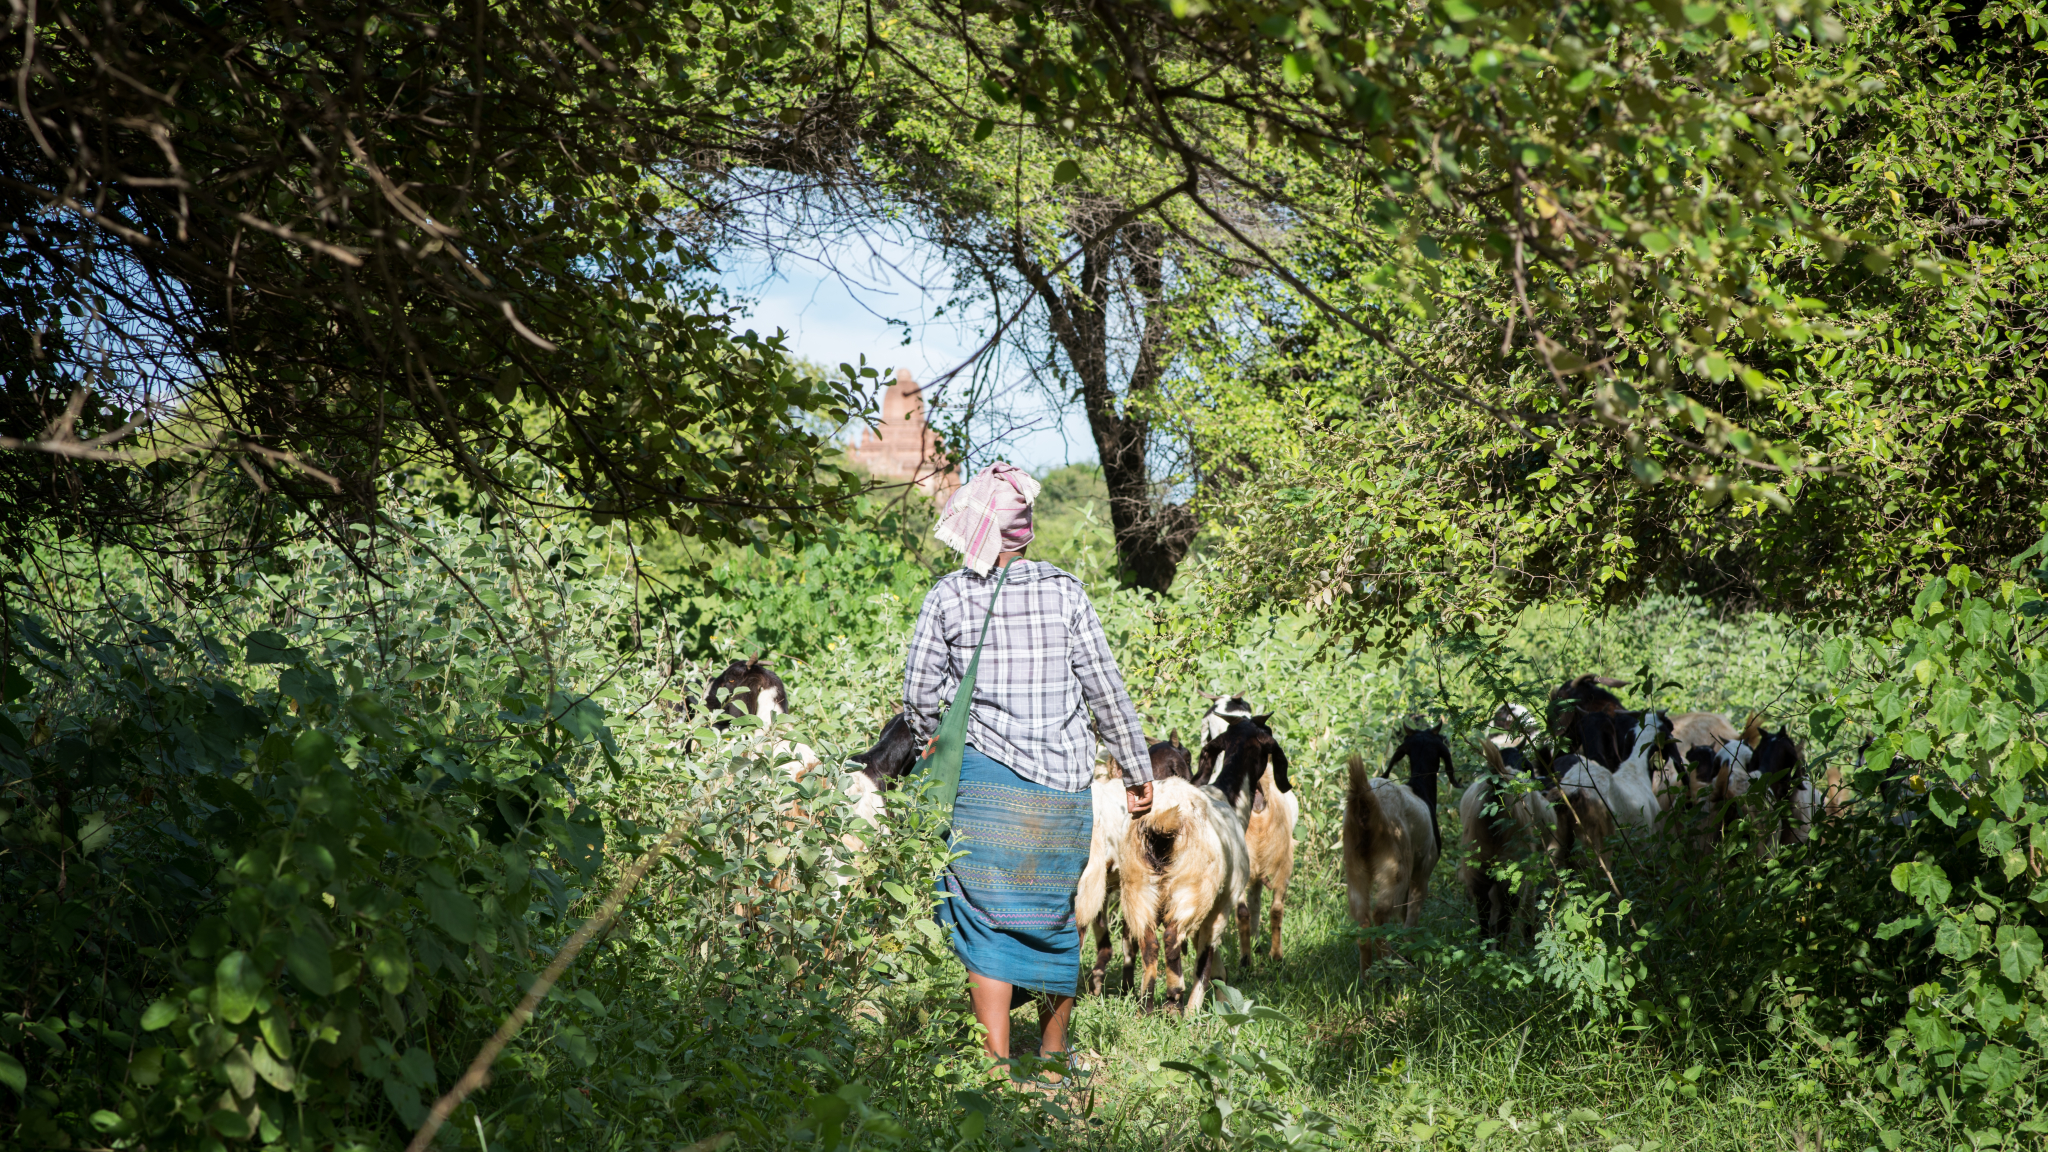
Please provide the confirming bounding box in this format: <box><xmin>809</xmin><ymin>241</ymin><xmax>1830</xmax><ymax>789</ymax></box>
<box><xmin>845</xmin><ymin>369</ymin><xmax>960</xmax><ymax>502</ymax></box>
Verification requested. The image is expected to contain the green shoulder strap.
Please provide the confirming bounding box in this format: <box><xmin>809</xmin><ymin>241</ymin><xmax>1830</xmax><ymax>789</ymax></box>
<box><xmin>914</xmin><ymin>561</ymin><xmax>1013</xmax><ymax>833</ymax></box>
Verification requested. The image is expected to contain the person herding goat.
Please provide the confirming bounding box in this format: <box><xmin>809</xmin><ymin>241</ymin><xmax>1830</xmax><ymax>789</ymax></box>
<box><xmin>904</xmin><ymin>462</ymin><xmax>1155</xmax><ymax>1076</ymax></box>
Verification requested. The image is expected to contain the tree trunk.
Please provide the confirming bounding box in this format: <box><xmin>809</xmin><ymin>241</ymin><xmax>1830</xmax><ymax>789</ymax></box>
<box><xmin>1010</xmin><ymin>198</ymin><xmax>1194</xmax><ymax>594</ymax></box>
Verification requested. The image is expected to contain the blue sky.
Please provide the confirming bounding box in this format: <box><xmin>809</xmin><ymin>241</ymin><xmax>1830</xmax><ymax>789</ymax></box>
<box><xmin>715</xmin><ymin>232</ymin><xmax>1096</xmax><ymax>474</ymax></box>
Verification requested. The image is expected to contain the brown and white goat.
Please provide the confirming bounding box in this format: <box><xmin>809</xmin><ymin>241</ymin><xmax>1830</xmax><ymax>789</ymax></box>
<box><xmin>1119</xmin><ymin>736</ymin><xmax>1259</xmax><ymax>1014</ymax></box>
<box><xmin>1197</xmin><ymin>716</ymin><xmax>1296</xmax><ymax>972</ymax></box>
<box><xmin>1458</xmin><ymin>739</ymin><xmax>1571</xmax><ymax>941</ymax></box>
<box><xmin>704</xmin><ymin>657</ymin><xmax>789</xmax><ymax>728</ymax></box>
<box><xmin>1343</xmin><ymin>749</ymin><xmax>1439</xmax><ymax>972</ymax></box>
<box><xmin>1076</xmin><ymin>739</ymin><xmax>1194</xmax><ymax>995</ymax></box>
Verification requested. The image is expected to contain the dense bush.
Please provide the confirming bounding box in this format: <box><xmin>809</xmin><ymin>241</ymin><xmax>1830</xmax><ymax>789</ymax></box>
<box><xmin>0</xmin><ymin>495</ymin><xmax>968</xmax><ymax>1150</ymax></box>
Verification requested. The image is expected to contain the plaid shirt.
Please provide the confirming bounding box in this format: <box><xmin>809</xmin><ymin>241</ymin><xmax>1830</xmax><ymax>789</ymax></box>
<box><xmin>904</xmin><ymin>560</ymin><xmax>1152</xmax><ymax>792</ymax></box>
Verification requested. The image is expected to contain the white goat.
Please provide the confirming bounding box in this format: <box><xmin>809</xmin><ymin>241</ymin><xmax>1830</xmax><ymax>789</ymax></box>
<box><xmin>1556</xmin><ymin>717</ymin><xmax>1661</xmax><ymax>864</ymax></box>
<box><xmin>1343</xmin><ymin>751</ymin><xmax>1439</xmax><ymax>972</ymax></box>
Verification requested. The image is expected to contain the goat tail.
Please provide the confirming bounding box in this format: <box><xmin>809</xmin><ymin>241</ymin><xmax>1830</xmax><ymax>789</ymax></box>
<box><xmin>1347</xmin><ymin>752</ymin><xmax>1374</xmax><ymax>807</ymax></box>
<box><xmin>1141</xmin><ymin>799</ymin><xmax>1189</xmax><ymax>839</ymax></box>
<box><xmin>1346</xmin><ymin>751</ymin><xmax>1387</xmax><ymax>844</ymax></box>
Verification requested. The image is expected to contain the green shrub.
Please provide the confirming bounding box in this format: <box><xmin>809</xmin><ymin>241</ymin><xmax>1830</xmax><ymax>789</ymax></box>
<box><xmin>0</xmin><ymin>497</ymin><xmax>969</xmax><ymax>1150</ymax></box>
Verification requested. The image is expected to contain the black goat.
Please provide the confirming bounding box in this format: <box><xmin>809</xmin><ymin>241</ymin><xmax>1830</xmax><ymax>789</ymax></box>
<box><xmin>849</xmin><ymin>713</ymin><xmax>920</xmax><ymax>790</ymax></box>
<box><xmin>1385</xmin><ymin>722</ymin><xmax>1458</xmax><ymax>852</ymax></box>
<box><xmin>1547</xmin><ymin>674</ymin><xmax>1628</xmax><ymax>751</ymax></box>
<box><xmin>1196</xmin><ymin>715</ymin><xmax>1291</xmax><ymax>817</ymax></box>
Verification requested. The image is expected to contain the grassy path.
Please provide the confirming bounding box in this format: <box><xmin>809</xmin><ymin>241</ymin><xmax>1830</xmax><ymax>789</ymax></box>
<box><xmin>1008</xmin><ymin>833</ymin><xmax>1861</xmax><ymax>1150</ymax></box>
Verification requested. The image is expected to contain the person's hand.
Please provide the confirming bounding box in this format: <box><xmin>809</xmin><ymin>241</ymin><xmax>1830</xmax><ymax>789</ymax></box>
<box><xmin>1125</xmin><ymin>781</ymin><xmax>1153</xmax><ymax>816</ymax></box>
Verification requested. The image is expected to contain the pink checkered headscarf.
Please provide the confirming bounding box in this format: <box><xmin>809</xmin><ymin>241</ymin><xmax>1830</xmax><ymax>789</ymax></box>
<box><xmin>934</xmin><ymin>462</ymin><xmax>1041</xmax><ymax>575</ymax></box>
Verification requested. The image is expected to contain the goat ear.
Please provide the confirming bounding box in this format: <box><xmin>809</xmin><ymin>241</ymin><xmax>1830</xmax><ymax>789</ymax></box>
<box><xmin>1431</xmin><ymin>720</ymin><xmax>1444</xmax><ymax>734</ymax></box>
<box><xmin>1741</xmin><ymin>712</ymin><xmax>1763</xmax><ymax>747</ymax></box>
<box><xmin>1168</xmin><ymin>728</ymin><xmax>1183</xmax><ymax>749</ymax></box>
<box><xmin>1595</xmin><ymin>676</ymin><xmax>1628</xmax><ymax>687</ymax></box>
<box><xmin>1253</xmin><ymin>713</ymin><xmax>1273</xmax><ymax>727</ymax></box>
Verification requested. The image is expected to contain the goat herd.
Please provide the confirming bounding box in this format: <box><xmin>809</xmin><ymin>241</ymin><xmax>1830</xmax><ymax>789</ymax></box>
<box><xmin>700</xmin><ymin>660</ymin><xmax>1829</xmax><ymax>1019</ymax></box>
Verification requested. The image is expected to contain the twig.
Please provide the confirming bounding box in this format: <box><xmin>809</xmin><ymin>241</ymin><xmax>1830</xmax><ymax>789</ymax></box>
<box><xmin>405</xmin><ymin>819</ymin><xmax>690</xmax><ymax>1152</ymax></box>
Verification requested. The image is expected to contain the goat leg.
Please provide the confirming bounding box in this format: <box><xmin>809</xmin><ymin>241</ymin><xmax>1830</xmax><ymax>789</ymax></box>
<box><xmin>1088</xmin><ymin>913</ymin><xmax>1112</xmax><ymax>996</ymax></box>
<box><xmin>1267</xmin><ymin>879</ymin><xmax>1286</xmax><ymax>961</ymax></box>
<box><xmin>1121</xmin><ymin>926</ymin><xmax>1139</xmax><ymax>996</ymax></box>
<box><xmin>1138</xmin><ymin>924</ymin><xmax>1160</xmax><ymax>1011</ymax></box>
<box><xmin>1162</xmin><ymin>922</ymin><xmax>1184</xmax><ymax>1013</ymax></box>
<box><xmin>1187</xmin><ymin>919</ymin><xmax>1217</xmax><ymax>1018</ymax></box>
<box><xmin>1236</xmin><ymin>880</ymin><xmax>1260</xmax><ymax>974</ymax></box>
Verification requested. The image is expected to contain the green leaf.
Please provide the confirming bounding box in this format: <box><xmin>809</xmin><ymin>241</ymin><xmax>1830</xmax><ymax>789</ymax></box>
<box><xmin>286</xmin><ymin>932</ymin><xmax>334</xmax><ymax>995</ymax></box>
<box><xmin>0</xmin><ymin>1051</ymin><xmax>24</xmax><ymax>1094</ymax></box>
<box><xmin>1892</xmin><ymin>861</ymin><xmax>1951</xmax><ymax>906</ymax></box>
<box><xmin>1935</xmin><ymin>917</ymin><xmax>1976</xmax><ymax>959</ymax></box>
<box><xmin>421</xmin><ymin>882</ymin><xmax>479</xmax><ymax>944</ymax></box>
<box><xmin>367</xmin><ymin>933</ymin><xmax>412</xmax><ymax>995</ymax></box>
<box><xmin>215</xmin><ymin>951</ymin><xmax>264</xmax><ymax>1025</ymax></box>
<box><xmin>1639</xmin><ymin>230</ymin><xmax>1673</xmax><ymax>255</ymax></box>
<box><xmin>259</xmin><ymin>1012</ymin><xmax>294</xmax><ymax>1061</ymax></box>
<box><xmin>1873</xmin><ymin>916</ymin><xmax>1925</xmax><ymax>940</ymax></box>
<box><xmin>1822</xmin><ymin>637</ymin><xmax>1852</xmax><ymax>675</ymax></box>
<box><xmin>249</xmin><ymin>1039</ymin><xmax>295</xmax><ymax>1090</ymax></box>
<box><xmin>560</xmin><ymin>803</ymin><xmax>606</xmax><ymax>878</ymax></box>
<box><xmin>1904</xmin><ymin>1006</ymin><xmax>1961</xmax><ymax>1053</ymax></box>
<box><xmin>1960</xmin><ymin>598</ymin><xmax>1998</xmax><ymax>641</ymax></box>
<box><xmin>222</xmin><ymin>1043</ymin><xmax>256</xmax><ymax>1097</ymax></box>
<box><xmin>207</xmin><ymin>1109</ymin><xmax>253</xmax><ymax>1139</ymax></box>
<box><xmin>139</xmin><ymin>1000</ymin><xmax>178</xmax><ymax>1031</ymax></box>
<box><xmin>548</xmin><ymin>690</ymin><xmax>612</xmax><ymax>750</ymax></box>
<box><xmin>1932</xmin><ymin>681</ymin><xmax>1975</xmax><ymax>737</ymax></box>
<box><xmin>1680</xmin><ymin>1</ymin><xmax>1718</xmax><ymax>24</ymax></box>
<box><xmin>1972</xmin><ymin>1044</ymin><xmax>2024</xmax><ymax>1097</ymax></box>
<box><xmin>971</xmin><ymin>117</ymin><xmax>995</xmax><ymax>142</ymax></box>
<box><xmin>293</xmin><ymin>728</ymin><xmax>339</xmax><ymax>769</ymax></box>
<box><xmin>245</xmin><ymin>629</ymin><xmax>301</xmax><ymax>664</ymax></box>
<box><xmin>89</xmin><ymin>1110</ymin><xmax>124</xmax><ymax>1134</ymax></box>
<box><xmin>1565</xmin><ymin>68</ymin><xmax>1598</xmax><ymax>92</ymax></box>
<box><xmin>1441</xmin><ymin>0</ymin><xmax>1479</xmax><ymax>20</ymax></box>
<box><xmin>1051</xmin><ymin>159</ymin><xmax>1082</xmax><ymax>184</ymax></box>
<box><xmin>809</xmin><ymin>1092</ymin><xmax>851</xmax><ymax>1152</ymax></box>
<box><xmin>1914</xmin><ymin>576</ymin><xmax>1950</xmax><ymax>619</ymax></box>
<box><xmin>1997</xmin><ymin>925</ymin><xmax>2042</xmax><ymax>983</ymax></box>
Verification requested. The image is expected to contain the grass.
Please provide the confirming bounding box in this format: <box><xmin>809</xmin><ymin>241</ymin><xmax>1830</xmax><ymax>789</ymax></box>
<box><xmin>961</xmin><ymin>793</ymin><xmax>1874</xmax><ymax>1152</ymax></box>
